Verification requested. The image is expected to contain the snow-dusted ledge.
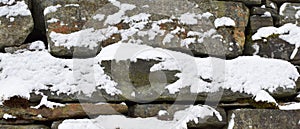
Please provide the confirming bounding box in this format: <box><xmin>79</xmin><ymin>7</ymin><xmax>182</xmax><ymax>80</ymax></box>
<box><xmin>0</xmin><ymin>43</ymin><xmax>299</xmax><ymax>105</ymax></box>
<box><xmin>252</xmin><ymin>23</ymin><xmax>300</xmax><ymax>59</ymax></box>
<box><xmin>58</xmin><ymin>105</ymin><xmax>221</xmax><ymax>129</ymax></box>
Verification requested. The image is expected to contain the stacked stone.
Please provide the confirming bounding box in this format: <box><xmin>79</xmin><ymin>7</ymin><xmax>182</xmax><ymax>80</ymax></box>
<box><xmin>0</xmin><ymin>0</ymin><xmax>300</xmax><ymax>129</ymax></box>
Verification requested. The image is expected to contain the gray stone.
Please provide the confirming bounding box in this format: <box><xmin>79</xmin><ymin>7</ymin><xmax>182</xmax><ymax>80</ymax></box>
<box><xmin>265</xmin><ymin>0</ymin><xmax>278</xmax><ymax>10</ymax></box>
<box><xmin>100</xmin><ymin>59</ymin><xmax>297</xmax><ymax>103</ymax></box>
<box><xmin>250</xmin><ymin>15</ymin><xmax>274</xmax><ymax>32</ymax></box>
<box><xmin>217</xmin><ymin>0</ymin><xmax>261</xmax><ymax>6</ymax></box>
<box><xmin>43</xmin><ymin>0</ymin><xmax>109</xmax><ymax>58</ymax></box>
<box><xmin>278</xmin><ymin>2</ymin><xmax>300</xmax><ymax>26</ymax></box>
<box><xmin>249</xmin><ymin>35</ymin><xmax>300</xmax><ymax>65</ymax></box>
<box><xmin>0</xmin><ymin>0</ymin><xmax>34</xmax><ymax>50</ymax></box>
<box><xmin>251</xmin><ymin>7</ymin><xmax>278</xmax><ymax>16</ymax></box>
<box><xmin>226</xmin><ymin>109</ymin><xmax>300</xmax><ymax>129</ymax></box>
<box><xmin>80</xmin><ymin>0</ymin><xmax>249</xmax><ymax>59</ymax></box>
<box><xmin>128</xmin><ymin>104</ymin><xmax>227</xmax><ymax>129</ymax></box>
<box><xmin>0</xmin><ymin>125</ymin><xmax>49</xmax><ymax>129</ymax></box>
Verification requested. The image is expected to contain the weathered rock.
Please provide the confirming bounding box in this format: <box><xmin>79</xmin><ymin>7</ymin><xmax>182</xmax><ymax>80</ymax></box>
<box><xmin>100</xmin><ymin>58</ymin><xmax>298</xmax><ymax>103</ymax></box>
<box><xmin>29</xmin><ymin>89</ymin><xmax>107</xmax><ymax>103</ymax></box>
<box><xmin>248</xmin><ymin>35</ymin><xmax>300</xmax><ymax>65</ymax></box>
<box><xmin>0</xmin><ymin>125</ymin><xmax>49</xmax><ymax>129</ymax></box>
<box><xmin>265</xmin><ymin>0</ymin><xmax>278</xmax><ymax>10</ymax></box>
<box><xmin>0</xmin><ymin>0</ymin><xmax>33</xmax><ymax>50</ymax></box>
<box><xmin>217</xmin><ymin>0</ymin><xmax>261</xmax><ymax>6</ymax></box>
<box><xmin>251</xmin><ymin>7</ymin><xmax>278</xmax><ymax>16</ymax></box>
<box><xmin>250</xmin><ymin>15</ymin><xmax>274</xmax><ymax>32</ymax></box>
<box><xmin>279</xmin><ymin>2</ymin><xmax>300</xmax><ymax>26</ymax></box>
<box><xmin>226</xmin><ymin>109</ymin><xmax>300</xmax><ymax>129</ymax></box>
<box><xmin>0</xmin><ymin>103</ymin><xmax>127</xmax><ymax>121</ymax></box>
<box><xmin>128</xmin><ymin>104</ymin><xmax>226</xmax><ymax>129</ymax></box>
<box><xmin>273</xmin><ymin>0</ymin><xmax>300</xmax><ymax>4</ymax></box>
<box><xmin>78</xmin><ymin>0</ymin><xmax>250</xmax><ymax>59</ymax></box>
<box><xmin>43</xmin><ymin>0</ymin><xmax>109</xmax><ymax>58</ymax></box>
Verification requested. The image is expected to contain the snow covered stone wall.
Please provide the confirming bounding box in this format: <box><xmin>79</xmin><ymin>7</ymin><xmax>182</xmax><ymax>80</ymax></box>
<box><xmin>0</xmin><ymin>0</ymin><xmax>300</xmax><ymax>129</ymax></box>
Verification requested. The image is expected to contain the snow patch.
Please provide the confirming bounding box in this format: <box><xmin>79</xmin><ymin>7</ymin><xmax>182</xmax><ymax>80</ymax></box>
<box><xmin>279</xmin><ymin>102</ymin><xmax>300</xmax><ymax>110</ymax></box>
<box><xmin>44</xmin><ymin>4</ymin><xmax>62</xmax><ymax>15</ymax></box>
<box><xmin>3</xmin><ymin>113</ymin><xmax>16</xmax><ymax>119</ymax></box>
<box><xmin>227</xmin><ymin>113</ymin><xmax>235</xmax><ymax>129</ymax></box>
<box><xmin>0</xmin><ymin>1</ymin><xmax>31</xmax><ymax>18</ymax></box>
<box><xmin>50</xmin><ymin>27</ymin><xmax>118</xmax><ymax>49</ymax></box>
<box><xmin>32</xmin><ymin>95</ymin><xmax>65</xmax><ymax>109</ymax></box>
<box><xmin>92</xmin><ymin>14</ymin><xmax>105</xmax><ymax>21</ymax></box>
<box><xmin>58</xmin><ymin>105</ymin><xmax>221</xmax><ymax>129</ymax></box>
<box><xmin>214</xmin><ymin>17</ymin><xmax>236</xmax><ymax>28</ymax></box>
<box><xmin>252</xmin><ymin>23</ymin><xmax>300</xmax><ymax>59</ymax></box>
<box><xmin>254</xmin><ymin>90</ymin><xmax>277</xmax><ymax>105</ymax></box>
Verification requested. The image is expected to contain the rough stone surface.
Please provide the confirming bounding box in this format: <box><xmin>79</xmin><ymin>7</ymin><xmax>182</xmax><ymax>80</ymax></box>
<box><xmin>0</xmin><ymin>104</ymin><xmax>127</xmax><ymax>121</ymax></box>
<box><xmin>250</xmin><ymin>15</ymin><xmax>274</xmax><ymax>32</ymax></box>
<box><xmin>218</xmin><ymin>0</ymin><xmax>261</xmax><ymax>6</ymax></box>
<box><xmin>128</xmin><ymin>104</ymin><xmax>227</xmax><ymax>129</ymax></box>
<box><xmin>43</xmin><ymin>0</ymin><xmax>109</xmax><ymax>58</ymax></box>
<box><xmin>0</xmin><ymin>0</ymin><xmax>34</xmax><ymax>51</ymax></box>
<box><xmin>279</xmin><ymin>2</ymin><xmax>300</xmax><ymax>26</ymax></box>
<box><xmin>0</xmin><ymin>125</ymin><xmax>49</xmax><ymax>129</ymax></box>
<box><xmin>226</xmin><ymin>109</ymin><xmax>300</xmax><ymax>129</ymax></box>
<box><xmin>248</xmin><ymin>35</ymin><xmax>300</xmax><ymax>65</ymax></box>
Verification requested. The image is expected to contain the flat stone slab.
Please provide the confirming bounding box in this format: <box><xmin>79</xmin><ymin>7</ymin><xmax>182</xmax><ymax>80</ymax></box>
<box><xmin>226</xmin><ymin>109</ymin><xmax>300</xmax><ymax>129</ymax></box>
<box><xmin>0</xmin><ymin>103</ymin><xmax>127</xmax><ymax>121</ymax></box>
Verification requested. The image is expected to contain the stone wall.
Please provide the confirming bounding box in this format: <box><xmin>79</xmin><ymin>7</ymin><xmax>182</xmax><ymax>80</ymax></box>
<box><xmin>0</xmin><ymin>0</ymin><xmax>300</xmax><ymax>128</ymax></box>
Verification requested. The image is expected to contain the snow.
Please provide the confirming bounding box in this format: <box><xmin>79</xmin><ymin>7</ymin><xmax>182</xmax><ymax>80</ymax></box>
<box><xmin>280</xmin><ymin>3</ymin><xmax>289</xmax><ymax>16</ymax></box>
<box><xmin>58</xmin><ymin>105</ymin><xmax>222</xmax><ymax>129</ymax></box>
<box><xmin>44</xmin><ymin>4</ymin><xmax>62</xmax><ymax>15</ymax></box>
<box><xmin>49</xmin><ymin>27</ymin><xmax>119</xmax><ymax>49</ymax></box>
<box><xmin>179</xmin><ymin>12</ymin><xmax>213</xmax><ymax>25</ymax></box>
<box><xmin>29</xmin><ymin>41</ymin><xmax>46</xmax><ymax>50</ymax></box>
<box><xmin>254</xmin><ymin>90</ymin><xmax>277</xmax><ymax>104</ymax></box>
<box><xmin>0</xmin><ymin>1</ymin><xmax>31</xmax><ymax>19</ymax></box>
<box><xmin>270</xmin><ymin>3</ymin><xmax>276</xmax><ymax>9</ymax></box>
<box><xmin>214</xmin><ymin>17</ymin><xmax>236</xmax><ymax>28</ymax></box>
<box><xmin>3</xmin><ymin>113</ymin><xmax>16</xmax><ymax>119</ymax></box>
<box><xmin>47</xmin><ymin>18</ymin><xmax>59</xmax><ymax>23</ymax></box>
<box><xmin>179</xmin><ymin>13</ymin><xmax>198</xmax><ymax>25</ymax></box>
<box><xmin>0</xmin><ymin>48</ymin><xmax>119</xmax><ymax>104</ymax></box>
<box><xmin>92</xmin><ymin>14</ymin><xmax>105</xmax><ymax>21</ymax></box>
<box><xmin>32</xmin><ymin>95</ymin><xmax>65</xmax><ymax>109</ymax></box>
<box><xmin>279</xmin><ymin>102</ymin><xmax>300</xmax><ymax>110</ymax></box>
<box><xmin>158</xmin><ymin>110</ymin><xmax>168</xmax><ymax>116</ymax></box>
<box><xmin>252</xmin><ymin>23</ymin><xmax>300</xmax><ymax>59</ymax></box>
<box><xmin>65</xmin><ymin>4</ymin><xmax>80</xmax><ymax>7</ymax></box>
<box><xmin>99</xmin><ymin>43</ymin><xmax>299</xmax><ymax>102</ymax></box>
<box><xmin>227</xmin><ymin>113</ymin><xmax>235</xmax><ymax>129</ymax></box>
<box><xmin>104</xmin><ymin>0</ymin><xmax>136</xmax><ymax>25</ymax></box>
<box><xmin>261</xmin><ymin>12</ymin><xmax>272</xmax><ymax>17</ymax></box>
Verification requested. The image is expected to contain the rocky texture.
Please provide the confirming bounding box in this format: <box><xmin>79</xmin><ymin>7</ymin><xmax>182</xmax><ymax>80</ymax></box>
<box><xmin>0</xmin><ymin>125</ymin><xmax>49</xmax><ymax>129</ymax></box>
<box><xmin>116</xmin><ymin>104</ymin><xmax>227</xmax><ymax>129</ymax></box>
<box><xmin>250</xmin><ymin>15</ymin><xmax>274</xmax><ymax>32</ymax></box>
<box><xmin>0</xmin><ymin>103</ymin><xmax>127</xmax><ymax>121</ymax></box>
<box><xmin>0</xmin><ymin>0</ymin><xmax>33</xmax><ymax>51</ymax></box>
<box><xmin>279</xmin><ymin>2</ymin><xmax>300</xmax><ymax>26</ymax></box>
<box><xmin>43</xmin><ymin>0</ymin><xmax>109</xmax><ymax>58</ymax></box>
<box><xmin>226</xmin><ymin>109</ymin><xmax>300</xmax><ymax>129</ymax></box>
<box><xmin>218</xmin><ymin>0</ymin><xmax>261</xmax><ymax>6</ymax></box>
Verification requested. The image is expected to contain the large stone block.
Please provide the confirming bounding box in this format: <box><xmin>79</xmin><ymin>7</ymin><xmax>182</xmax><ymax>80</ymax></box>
<box><xmin>226</xmin><ymin>109</ymin><xmax>300</xmax><ymax>129</ymax></box>
<box><xmin>0</xmin><ymin>0</ymin><xmax>33</xmax><ymax>50</ymax></box>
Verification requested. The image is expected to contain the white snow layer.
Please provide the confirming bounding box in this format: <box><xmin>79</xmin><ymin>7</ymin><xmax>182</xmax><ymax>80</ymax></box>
<box><xmin>214</xmin><ymin>17</ymin><xmax>236</xmax><ymax>28</ymax></box>
<box><xmin>227</xmin><ymin>113</ymin><xmax>235</xmax><ymax>129</ymax></box>
<box><xmin>0</xmin><ymin>1</ymin><xmax>31</xmax><ymax>18</ymax></box>
<box><xmin>0</xmin><ymin>49</ymin><xmax>119</xmax><ymax>103</ymax></box>
<box><xmin>3</xmin><ymin>113</ymin><xmax>16</xmax><ymax>119</ymax></box>
<box><xmin>58</xmin><ymin>105</ymin><xmax>221</xmax><ymax>129</ymax></box>
<box><xmin>254</xmin><ymin>90</ymin><xmax>277</xmax><ymax>104</ymax></box>
<box><xmin>32</xmin><ymin>95</ymin><xmax>65</xmax><ymax>109</ymax></box>
<box><xmin>252</xmin><ymin>23</ymin><xmax>300</xmax><ymax>59</ymax></box>
<box><xmin>44</xmin><ymin>4</ymin><xmax>62</xmax><ymax>15</ymax></box>
<box><xmin>101</xmin><ymin>43</ymin><xmax>299</xmax><ymax>99</ymax></box>
<box><xmin>279</xmin><ymin>102</ymin><xmax>300</xmax><ymax>110</ymax></box>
